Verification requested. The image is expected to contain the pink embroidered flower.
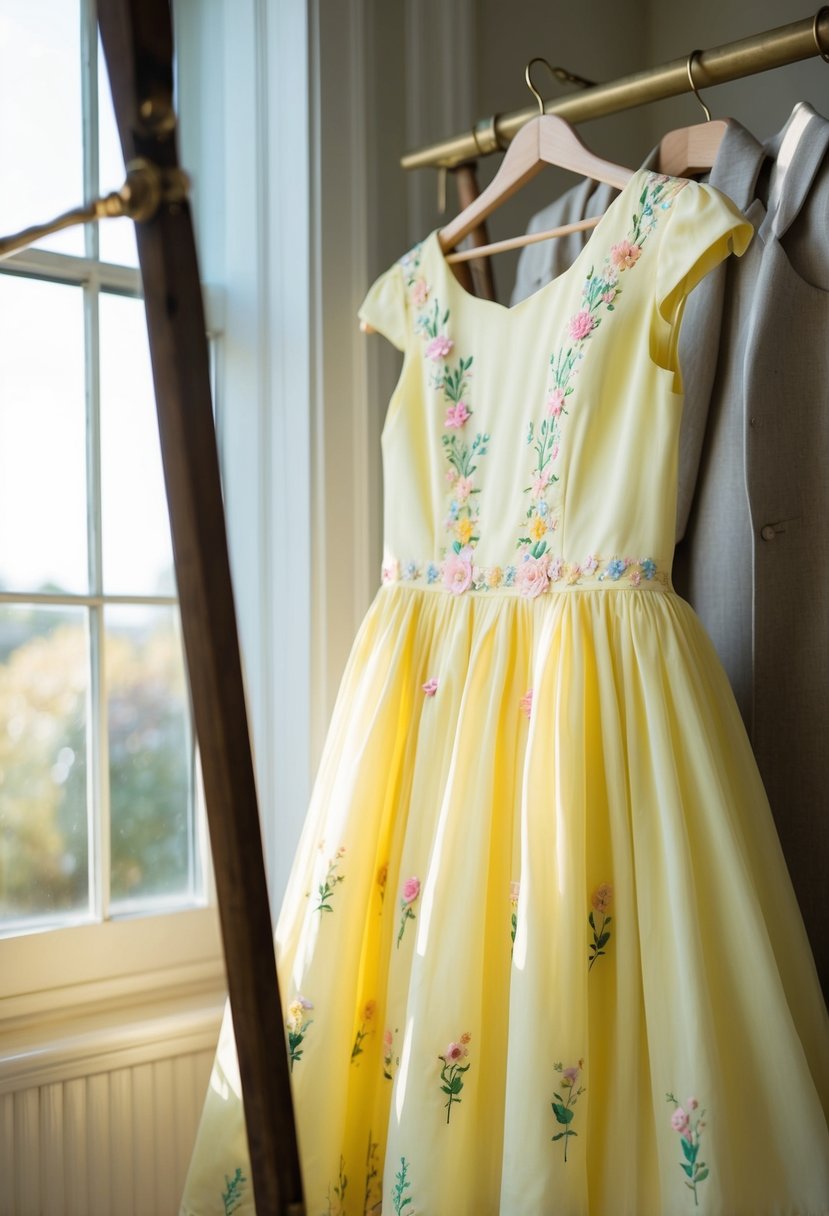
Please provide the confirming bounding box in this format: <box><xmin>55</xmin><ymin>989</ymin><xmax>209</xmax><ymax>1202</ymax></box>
<box><xmin>551</xmin><ymin>443</ymin><xmax>560</xmax><ymax>461</ymax></box>
<box><xmin>510</xmin><ymin>880</ymin><xmax>520</xmax><ymax>902</ymax></box>
<box><xmin>454</xmin><ymin>475</ymin><xmax>473</xmax><ymax>502</ymax></box>
<box><xmin>519</xmin><ymin>689</ymin><xmax>533</xmax><ymax>718</ymax></box>
<box><xmin>531</xmin><ymin>470</ymin><xmax>551</xmax><ymax>498</ymax></box>
<box><xmin>515</xmin><ymin>554</ymin><xmax>550</xmax><ymax>599</ymax></box>
<box><xmin>546</xmin><ymin>388</ymin><xmax>565</xmax><ymax>416</ymax></box>
<box><xmin>411</xmin><ymin>278</ymin><xmax>430</xmax><ymax>306</ymax></box>
<box><xmin>549</xmin><ymin>556</ymin><xmax>564</xmax><ymax>580</ymax></box>
<box><xmin>568</xmin><ymin>310</ymin><xmax>596</xmax><ymax>341</ymax></box>
<box><xmin>591</xmin><ymin>882</ymin><xmax>613</xmax><ymax>913</ymax></box>
<box><xmin>671</xmin><ymin>1107</ymin><xmax>690</xmax><ymax>1134</ymax></box>
<box><xmin>383</xmin><ymin>1028</ymin><xmax>394</xmax><ymax>1049</ymax></box>
<box><xmin>611</xmin><ymin>240</ymin><xmax>641</xmax><ymax>270</ymax></box>
<box><xmin>629</xmin><ymin>569</ymin><xmax>642</xmax><ymax>586</ymax></box>
<box><xmin>382</xmin><ymin>558</ymin><xmax>400</xmax><ymax>583</ymax></box>
<box><xmin>687</xmin><ymin>1097</ymin><xmax>699</xmax><ymax>1111</ymax></box>
<box><xmin>444</xmin><ymin>400</ymin><xmax>471</xmax><ymax>428</ymax></box>
<box><xmin>561</xmin><ymin>1064</ymin><xmax>581</xmax><ymax>1086</ymax></box>
<box><xmin>444</xmin><ymin>1040</ymin><xmax>469</xmax><ymax>1063</ymax></box>
<box><xmin>425</xmin><ymin>335</ymin><xmax>454</xmax><ymax>361</ymax></box>
<box><xmin>402</xmin><ymin>877</ymin><xmax>421</xmax><ymax>905</ymax></box>
<box><xmin>602</xmin><ymin>288</ymin><xmax>617</xmax><ymax>304</ymax></box>
<box><xmin>583</xmin><ymin>554</ymin><xmax>599</xmax><ymax>574</ymax></box>
<box><xmin>422</xmin><ymin>677</ymin><xmax>439</xmax><ymax>696</ymax></box>
<box><xmin>445</xmin><ymin>467</ymin><xmax>458</xmax><ymax>484</ymax></box>
<box><xmin>443</xmin><ymin>549</ymin><xmax>473</xmax><ymax>595</ymax></box>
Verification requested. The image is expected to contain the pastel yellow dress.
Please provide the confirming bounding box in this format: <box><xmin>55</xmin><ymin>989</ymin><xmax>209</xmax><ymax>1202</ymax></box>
<box><xmin>181</xmin><ymin>170</ymin><xmax>829</xmax><ymax>1216</ymax></box>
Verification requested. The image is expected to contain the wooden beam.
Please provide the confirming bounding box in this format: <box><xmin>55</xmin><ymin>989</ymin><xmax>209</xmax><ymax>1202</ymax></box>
<box><xmin>96</xmin><ymin>2</ymin><xmax>304</xmax><ymax>1211</ymax></box>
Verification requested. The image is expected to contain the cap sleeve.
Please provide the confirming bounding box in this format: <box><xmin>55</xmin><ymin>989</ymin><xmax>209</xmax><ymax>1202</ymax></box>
<box><xmin>651</xmin><ymin>180</ymin><xmax>753</xmax><ymax>386</ymax></box>
<box><xmin>358</xmin><ymin>261</ymin><xmax>408</xmax><ymax>351</ymax></box>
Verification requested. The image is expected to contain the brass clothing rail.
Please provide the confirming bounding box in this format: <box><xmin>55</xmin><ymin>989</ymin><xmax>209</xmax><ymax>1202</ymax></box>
<box><xmin>401</xmin><ymin>10</ymin><xmax>829</xmax><ymax>171</ymax></box>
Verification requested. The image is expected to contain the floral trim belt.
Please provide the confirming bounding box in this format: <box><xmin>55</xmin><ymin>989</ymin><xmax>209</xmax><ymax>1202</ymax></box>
<box><xmin>381</xmin><ymin>548</ymin><xmax>671</xmax><ymax>597</ymax></box>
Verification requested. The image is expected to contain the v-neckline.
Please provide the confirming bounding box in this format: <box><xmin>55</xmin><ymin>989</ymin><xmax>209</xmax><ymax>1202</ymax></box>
<box><xmin>427</xmin><ymin>167</ymin><xmax>649</xmax><ymax>318</ymax></box>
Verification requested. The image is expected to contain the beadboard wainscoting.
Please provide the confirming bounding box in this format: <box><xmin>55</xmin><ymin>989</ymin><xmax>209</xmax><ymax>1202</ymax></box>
<box><xmin>0</xmin><ymin>990</ymin><xmax>223</xmax><ymax>1216</ymax></box>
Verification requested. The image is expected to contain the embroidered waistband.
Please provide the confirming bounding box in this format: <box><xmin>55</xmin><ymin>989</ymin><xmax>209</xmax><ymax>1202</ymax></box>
<box><xmin>381</xmin><ymin>550</ymin><xmax>671</xmax><ymax>597</ymax></box>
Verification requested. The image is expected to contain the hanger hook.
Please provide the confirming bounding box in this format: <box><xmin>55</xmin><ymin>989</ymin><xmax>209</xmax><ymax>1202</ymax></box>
<box><xmin>525</xmin><ymin>57</ymin><xmax>554</xmax><ymax>115</ymax></box>
<box><xmin>686</xmin><ymin>50</ymin><xmax>712</xmax><ymax>122</ymax></box>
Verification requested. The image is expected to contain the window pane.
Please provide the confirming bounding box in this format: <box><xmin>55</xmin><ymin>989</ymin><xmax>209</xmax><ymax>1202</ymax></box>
<box><xmin>0</xmin><ymin>605</ymin><xmax>90</xmax><ymax>929</ymax></box>
<box><xmin>0</xmin><ymin>0</ymin><xmax>84</xmax><ymax>256</ymax></box>
<box><xmin>0</xmin><ymin>276</ymin><xmax>88</xmax><ymax>594</ymax></box>
<box><xmin>107</xmin><ymin>605</ymin><xmax>194</xmax><ymax>909</ymax></box>
<box><xmin>98</xmin><ymin>34</ymin><xmax>139</xmax><ymax>268</ymax></box>
<box><xmin>100</xmin><ymin>292</ymin><xmax>175</xmax><ymax>595</ymax></box>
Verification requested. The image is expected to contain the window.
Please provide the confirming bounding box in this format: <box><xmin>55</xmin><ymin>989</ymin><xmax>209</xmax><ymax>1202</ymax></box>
<box><xmin>0</xmin><ymin>0</ymin><xmax>207</xmax><ymax>941</ymax></box>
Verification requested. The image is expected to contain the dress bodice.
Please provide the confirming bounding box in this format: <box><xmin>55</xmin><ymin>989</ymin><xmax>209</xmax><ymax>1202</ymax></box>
<box><xmin>359</xmin><ymin>170</ymin><xmax>752</xmax><ymax>598</ymax></box>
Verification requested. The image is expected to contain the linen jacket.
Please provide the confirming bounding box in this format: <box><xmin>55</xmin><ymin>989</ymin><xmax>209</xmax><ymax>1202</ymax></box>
<box><xmin>511</xmin><ymin>106</ymin><xmax>829</xmax><ymax>992</ymax></box>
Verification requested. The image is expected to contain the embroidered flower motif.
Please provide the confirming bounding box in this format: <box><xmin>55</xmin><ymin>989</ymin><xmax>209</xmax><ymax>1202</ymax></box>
<box><xmin>568</xmin><ymin>309</ymin><xmax>596</xmax><ymax>341</ymax></box>
<box><xmin>314</xmin><ymin>845</ymin><xmax>346</xmax><ymax>913</ymax></box>
<box><xmin>222</xmin><ymin>1167</ymin><xmax>247</xmax><ymax>1215</ymax></box>
<box><xmin>445</xmin><ymin>400</ymin><xmax>471</xmax><ymax>428</ymax></box>
<box><xmin>518</xmin><ymin>173</ymin><xmax>688</xmax><ymax>571</ymax></box>
<box><xmin>422</xmin><ymin>677</ymin><xmax>439</xmax><ymax>696</ymax></box>
<box><xmin>519</xmin><ymin>689</ymin><xmax>533</xmax><ymax>718</ymax></box>
<box><xmin>351</xmin><ymin>998</ymin><xmax>377</xmax><ymax>1063</ymax></box>
<box><xmin>604</xmin><ymin>557</ymin><xmax>627</xmax><ymax>581</ymax></box>
<box><xmin>438</xmin><ymin>1032</ymin><xmax>472</xmax><ymax>1123</ymax></box>
<box><xmin>426</xmin><ymin>562</ymin><xmax>440</xmax><ymax>584</ymax></box>
<box><xmin>382</xmin><ymin>558</ymin><xmax>401</xmax><ymax>584</ymax></box>
<box><xmin>666</xmin><ymin>1092</ymin><xmax>709</xmax><ymax>1205</ymax></box>
<box><xmin>611</xmin><ymin>239</ymin><xmax>642</xmax><ymax>270</ymax></box>
<box><xmin>588</xmin><ymin>882</ymin><xmax>613</xmax><ymax>970</ymax></box>
<box><xmin>641</xmin><ymin>557</ymin><xmax>657</xmax><ymax>579</ymax></box>
<box><xmin>397</xmin><ymin>876</ymin><xmax>421</xmax><ymax>947</ymax></box>
<box><xmin>551</xmin><ymin>1059</ymin><xmax>586</xmax><ymax>1161</ymax></box>
<box><xmin>516</xmin><ymin>553</ymin><xmax>551</xmax><ymax>599</ymax></box>
<box><xmin>364</xmin><ymin>1133</ymin><xmax>381</xmax><ymax>1214</ymax></box>
<box><xmin>286</xmin><ymin>995</ymin><xmax>314</xmax><ymax>1071</ymax></box>
<box><xmin>455</xmin><ymin>516</ymin><xmax>475</xmax><ymax>545</ymax></box>
<box><xmin>529</xmin><ymin>513</ymin><xmax>548</xmax><ymax>542</ymax></box>
<box><xmin>510</xmin><ymin>879</ymin><xmax>520</xmax><ymax>954</ymax></box>
<box><xmin>443</xmin><ymin>548</ymin><xmax>474</xmax><ymax>595</ymax></box>
<box><xmin>383</xmin><ymin>1027</ymin><xmax>398</xmax><ymax>1080</ymax></box>
<box><xmin>324</xmin><ymin>1155</ymin><xmax>348</xmax><ymax>1216</ymax></box>
<box><xmin>411</xmin><ymin>277</ymin><xmax>430</xmax><ymax>306</ymax></box>
<box><xmin>392</xmin><ymin>1158</ymin><xmax>413</xmax><ymax>1216</ymax></box>
<box><xmin>425</xmin><ymin>335</ymin><xmax>454</xmax><ymax>361</ymax></box>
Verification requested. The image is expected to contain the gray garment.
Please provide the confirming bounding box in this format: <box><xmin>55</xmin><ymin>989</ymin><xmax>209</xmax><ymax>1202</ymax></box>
<box><xmin>511</xmin><ymin>107</ymin><xmax>829</xmax><ymax>992</ymax></box>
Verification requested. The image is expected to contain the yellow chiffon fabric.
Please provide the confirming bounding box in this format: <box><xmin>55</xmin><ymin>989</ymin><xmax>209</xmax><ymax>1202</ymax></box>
<box><xmin>181</xmin><ymin>170</ymin><xmax>829</xmax><ymax>1216</ymax></box>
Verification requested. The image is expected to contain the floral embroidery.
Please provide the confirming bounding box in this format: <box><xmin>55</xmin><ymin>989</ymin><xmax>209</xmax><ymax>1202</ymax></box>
<box><xmin>397</xmin><ymin>876</ymin><xmax>421</xmax><ymax>947</ymax></box>
<box><xmin>510</xmin><ymin>880</ymin><xmax>520</xmax><ymax>955</ymax></box>
<box><xmin>364</xmin><ymin>1132</ymin><xmax>381</xmax><ymax>1215</ymax></box>
<box><xmin>314</xmin><ymin>845</ymin><xmax>346</xmax><ymax>913</ymax></box>
<box><xmin>400</xmin><ymin>244</ymin><xmax>491</xmax><ymax>594</ymax></box>
<box><xmin>520</xmin><ymin>690</ymin><xmax>533</xmax><ymax>718</ymax></box>
<box><xmin>588</xmin><ymin>882</ymin><xmax>613</xmax><ymax>971</ymax></box>
<box><xmin>392</xmin><ymin>1157</ymin><xmax>414</xmax><ymax>1215</ymax></box>
<box><xmin>382</xmin><ymin>552</ymin><xmax>668</xmax><ymax>592</ymax></box>
<box><xmin>351</xmin><ymin>999</ymin><xmax>377</xmax><ymax>1063</ymax></box>
<box><xmin>383</xmin><ymin>1026</ymin><xmax>399</xmax><ymax>1080</ymax></box>
<box><xmin>287</xmin><ymin>994</ymin><xmax>314</xmax><ymax>1071</ymax></box>
<box><xmin>324</xmin><ymin>1155</ymin><xmax>348</xmax><ymax>1216</ymax></box>
<box><xmin>666</xmin><ymin>1094</ymin><xmax>709</xmax><ymax>1206</ymax></box>
<box><xmin>517</xmin><ymin>173</ymin><xmax>688</xmax><ymax>582</ymax></box>
<box><xmin>551</xmin><ymin>1059</ymin><xmax>585</xmax><ymax>1161</ymax></box>
<box><xmin>422</xmin><ymin>677</ymin><xmax>439</xmax><ymax>696</ymax></box>
<box><xmin>438</xmin><ymin>1032</ymin><xmax>471</xmax><ymax>1123</ymax></box>
<box><xmin>221</xmin><ymin>1167</ymin><xmax>246</xmax><ymax>1216</ymax></box>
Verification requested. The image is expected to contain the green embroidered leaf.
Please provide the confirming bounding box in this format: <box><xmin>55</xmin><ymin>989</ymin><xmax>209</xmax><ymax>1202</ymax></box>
<box><xmin>552</xmin><ymin>1132</ymin><xmax>566</xmax><ymax>1141</ymax></box>
<box><xmin>681</xmin><ymin>1163</ymin><xmax>694</xmax><ymax>1178</ymax></box>
<box><xmin>681</xmin><ymin>1138</ymin><xmax>697</xmax><ymax>1164</ymax></box>
<box><xmin>552</xmin><ymin>1102</ymin><xmax>574</xmax><ymax>1124</ymax></box>
<box><xmin>531</xmin><ymin>540</ymin><xmax>547</xmax><ymax>559</ymax></box>
<box><xmin>452</xmin><ymin>541</ymin><xmax>461</xmax><ymax>554</ymax></box>
<box><xmin>588</xmin><ymin>911</ymin><xmax>595</xmax><ymax>929</ymax></box>
<box><xmin>695</xmin><ymin>1167</ymin><xmax>709</xmax><ymax>1182</ymax></box>
<box><xmin>597</xmin><ymin>932</ymin><xmax>611</xmax><ymax>948</ymax></box>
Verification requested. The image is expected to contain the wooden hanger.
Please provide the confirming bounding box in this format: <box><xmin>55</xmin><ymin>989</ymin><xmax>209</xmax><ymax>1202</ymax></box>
<box><xmin>656</xmin><ymin>50</ymin><xmax>728</xmax><ymax>177</ymax></box>
<box><xmin>439</xmin><ymin>58</ymin><xmax>633</xmax><ymax>260</ymax></box>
